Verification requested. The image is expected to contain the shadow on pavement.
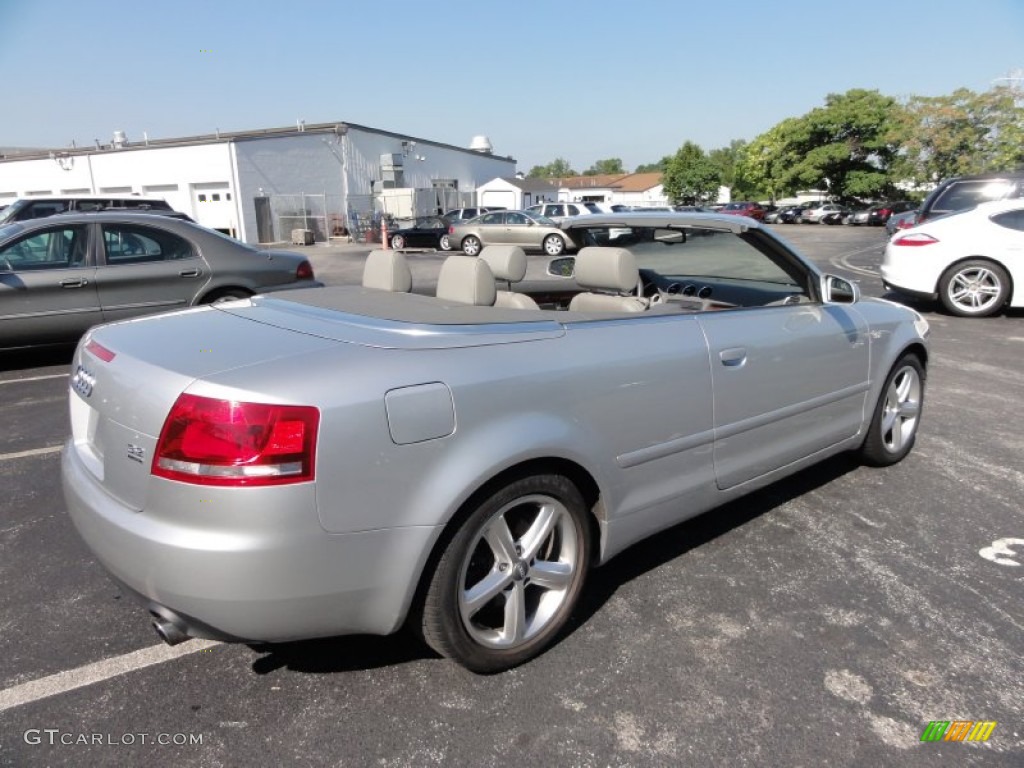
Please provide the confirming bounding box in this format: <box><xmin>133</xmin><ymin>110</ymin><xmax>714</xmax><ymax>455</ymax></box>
<box><xmin>0</xmin><ymin>344</ymin><xmax>75</xmax><ymax>373</ymax></box>
<box><xmin>247</xmin><ymin>452</ymin><xmax>862</xmax><ymax>676</ymax></box>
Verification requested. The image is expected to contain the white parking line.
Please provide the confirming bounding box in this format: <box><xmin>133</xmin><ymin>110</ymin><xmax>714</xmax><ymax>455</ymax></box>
<box><xmin>0</xmin><ymin>373</ymin><xmax>69</xmax><ymax>385</ymax></box>
<box><xmin>0</xmin><ymin>445</ymin><xmax>63</xmax><ymax>462</ymax></box>
<box><xmin>829</xmin><ymin>243</ymin><xmax>885</xmax><ymax>278</ymax></box>
<box><xmin>0</xmin><ymin>639</ymin><xmax>221</xmax><ymax>714</ymax></box>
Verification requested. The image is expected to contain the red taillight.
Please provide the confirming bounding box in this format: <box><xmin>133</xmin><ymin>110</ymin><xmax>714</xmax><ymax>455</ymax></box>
<box><xmin>448</xmin><ymin>225</ymin><xmax>455</xmax><ymax>234</ymax></box>
<box><xmin>295</xmin><ymin>260</ymin><xmax>314</xmax><ymax>280</ymax></box>
<box><xmin>152</xmin><ymin>394</ymin><xmax>319</xmax><ymax>486</ymax></box>
<box><xmin>879</xmin><ymin>208</ymin><xmax>892</xmax><ymax>217</ymax></box>
<box><xmin>84</xmin><ymin>339</ymin><xmax>116</xmax><ymax>362</ymax></box>
<box><xmin>893</xmin><ymin>233</ymin><xmax>939</xmax><ymax>247</ymax></box>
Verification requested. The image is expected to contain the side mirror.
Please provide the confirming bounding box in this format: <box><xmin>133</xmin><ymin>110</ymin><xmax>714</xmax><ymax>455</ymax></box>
<box><xmin>547</xmin><ymin>256</ymin><xmax>575</xmax><ymax>278</ymax></box>
<box><xmin>821</xmin><ymin>274</ymin><xmax>859</xmax><ymax>304</ymax></box>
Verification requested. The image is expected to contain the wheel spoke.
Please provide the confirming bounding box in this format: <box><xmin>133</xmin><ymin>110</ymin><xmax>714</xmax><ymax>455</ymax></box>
<box><xmin>502</xmin><ymin>582</ymin><xmax>527</xmax><ymax>644</ymax></box>
<box><xmin>484</xmin><ymin>516</ymin><xmax>518</xmax><ymax>563</ymax></box>
<box><xmin>881</xmin><ymin>408</ymin><xmax>898</xmax><ymax>436</ymax></box>
<box><xmin>895</xmin><ymin>372</ymin><xmax>912</xmax><ymax>402</ymax></box>
<box><xmin>889</xmin><ymin>418</ymin><xmax>905</xmax><ymax>451</ymax></box>
<box><xmin>520</xmin><ymin>503</ymin><xmax>561</xmax><ymax>560</ymax></box>
<box><xmin>898</xmin><ymin>400</ymin><xmax>919</xmax><ymax>419</ymax></box>
<box><xmin>461</xmin><ymin>569</ymin><xmax>512</xmax><ymax>620</ymax></box>
<box><xmin>529</xmin><ymin>559</ymin><xmax>572</xmax><ymax>591</ymax></box>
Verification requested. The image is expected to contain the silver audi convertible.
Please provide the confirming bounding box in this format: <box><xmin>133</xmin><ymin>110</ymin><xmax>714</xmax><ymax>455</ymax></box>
<box><xmin>62</xmin><ymin>213</ymin><xmax>929</xmax><ymax>673</ymax></box>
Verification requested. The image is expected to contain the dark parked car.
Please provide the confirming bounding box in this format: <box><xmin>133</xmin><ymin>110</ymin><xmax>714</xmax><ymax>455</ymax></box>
<box><xmin>0</xmin><ymin>195</ymin><xmax>174</xmax><ymax>224</ymax></box>
<box><xmin>917</xmin><ymin>172</ymin><xmax>1024</xmax><ymax>225</ymax></box>
<box><xmin>866</xmin><ymin>201</ymin><xmax>917</xmax><ymax>226</ymax></box>
<box><xmin>387</xmin><ymin>216</ymin><xmax>452</xmax><ymax>250</ymax></box>
<box><xmin>821</xmin><ymin>207</ymin><xmax>852</xmax><ymax>225</ymax></box>
<box><xmin>0</xmin><ymin>212</ymin><xmax>321</xmax><ymax>350</ymax></box>
<box><xmin>777</xmin><ymin>205</ymin><xmax>807</xmax><ymax>224</ymax></box>
<box><xmin>719</xmin><ymin>201</ymin><xmax>766</xmax><ymax>221</ymax></box>
<box><xmin>885</xmin><ymin>209</ymin><xmax>920</xmax><ymax>237</ymax></box>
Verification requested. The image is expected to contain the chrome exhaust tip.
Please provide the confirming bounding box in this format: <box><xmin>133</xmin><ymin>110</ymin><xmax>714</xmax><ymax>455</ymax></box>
<box><xmin>152</xmin><ymin>617</ymin><xmax>189</xmax><ymax>646</ymax></box>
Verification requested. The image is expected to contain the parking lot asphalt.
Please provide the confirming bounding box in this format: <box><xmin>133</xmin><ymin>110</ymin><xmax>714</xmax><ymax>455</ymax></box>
<box><xmin>0</xmin><ymin>225</ymin><xmax>1022</xmax><ymax>767</ymax></box>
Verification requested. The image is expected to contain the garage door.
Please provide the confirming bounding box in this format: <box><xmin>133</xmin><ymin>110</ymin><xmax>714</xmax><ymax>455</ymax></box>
<box><xmin>480</xmin><ymin>190</ymin><xmax>517</xmax><ymax>209</ymax></box>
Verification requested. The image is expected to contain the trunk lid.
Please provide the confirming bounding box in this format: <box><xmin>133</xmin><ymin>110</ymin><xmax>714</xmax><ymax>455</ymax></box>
<box><xmin>66</xmin><ymin>304</ymin><xmax>342</xmax><ymax>511</ymax></box>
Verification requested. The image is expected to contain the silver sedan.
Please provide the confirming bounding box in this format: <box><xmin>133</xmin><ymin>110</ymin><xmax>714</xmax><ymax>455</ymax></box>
<box><xmin>447</xmin><ymin>209</ymin><xmax>572</xmax><ymax>256</ymax></box>
<box><xmin>0</xmin><ymin>212</ymin><xmax>321</xmax><ymax>350</ymax></box>
<box><xmin>62</xmin><ymin>212</ymin><xmax>929</xmax><ymax>673</ymax></box>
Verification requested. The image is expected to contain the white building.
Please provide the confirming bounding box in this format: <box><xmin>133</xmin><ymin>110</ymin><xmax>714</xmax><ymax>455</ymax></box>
<box><xmin>476</xmin><ymin>176</ymin><xmax>559</xmax><ymax>209</ymax></box>
<box><xmin>556</xmin><ymin>173</ymin><xmax>668</xmax><ymax>208</ymax></box>
<box><xmin>0</xmin><ymin>123</ymin><xmax>515</xmax><ymax>244</ymax></box>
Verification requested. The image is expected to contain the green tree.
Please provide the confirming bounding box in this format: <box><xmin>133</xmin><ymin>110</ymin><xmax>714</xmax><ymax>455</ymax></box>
<box><xmin>635</xmin><ymin>156</ymin><xmax>671</xmax><ymax>173</ymax></box>
<box><xmin>583</xmin><ymin>158</ymin><xmax>625</xmax><ymax>176</ymax></box>
<box><xmin>707</xmin><ymin>140</ymin><xmax>747</xmax><ymax>187</ymax></box>
<box><xmin>738</xmin><ymin>120</ymin><xmax>799</xmax><ymax>202</ymax></box>
<box><xmin>661</xmin><ymin>141</ymin><xmax>722</xmax><ymax>205</ymax></box>
<box><xmin>740</xmin><ymin>89</ymin><xmax>904</xmax><ymax>201</ymax></box>
<box><xmin>527</xmin><ymin>158</ymin><xmax>577</xmax><ymax>178</ymax></box>
<box><xmin>891</xmin><ymin>86</ymin><xmax>1024</xmax><ymax>184</ymax></box>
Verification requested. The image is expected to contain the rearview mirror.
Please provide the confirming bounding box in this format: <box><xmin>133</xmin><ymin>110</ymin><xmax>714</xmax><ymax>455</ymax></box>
<box><xmin>547</xmin><ymin>256</ymin><xmax>575</xmax><ymax>278</ymax></box>
<box><xmin>821</xmin><ymin>274</ymin><xmax>859</xmax><ymax>304</ymax></box>
<box><xmin>654</xmin><ymin>229</ymin><xmax>686</xmax><ymax>244</ymax></box>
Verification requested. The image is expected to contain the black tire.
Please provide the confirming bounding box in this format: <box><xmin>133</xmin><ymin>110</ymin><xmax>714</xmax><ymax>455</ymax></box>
<box><xmin>462</xmin><ymin>236</ymin><xmax>481</xmax><ymax>256</ymax></box>
<box><xmin>421</xmin><ymin>473</ymin><xmax>591</xmax><ymax>673</ymax></box>
<box><xmin>203</xmin><ymin>288</ymin><xmax>251</xmax><ymax>304</ymax></box>
<box><xmin>860</xmin><ymin>353</ymin><xmax>925</xmax><ymax>466</ymax></box>
<box><xmin>439</xmin><ymin>234</ymin><xmax>451</xmax><ymax>251</ymax></box>
<box><xmin>543</xmin><ymin>234</ymin><xmax>565</xmax><ymax>256</ymax></box>
<box><xmin>937</xmin><ymin>259</ymin><xmax>1010</xmax><ymax>318</ymax></box>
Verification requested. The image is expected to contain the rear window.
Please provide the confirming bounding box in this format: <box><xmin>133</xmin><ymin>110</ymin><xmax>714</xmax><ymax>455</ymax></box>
<box><xmin>930</xmin><ymin>180</ymin><xmax>1017</xmax><ymax>215</ymax></box>
<box><xmin>101</xmin><ymin>224</ymin><xmax>194</xmax><ymax>263</ymax></box>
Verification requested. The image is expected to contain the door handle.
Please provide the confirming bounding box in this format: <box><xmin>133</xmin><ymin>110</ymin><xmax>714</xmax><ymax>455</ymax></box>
<box><xmin>60</xmin><ymin>278</ymin><xmax>88</xmax><ymax>288</ymax></box>
<box><xmin>719</xmin><ymin>347</ymin><xmax>747</xmax><ymax>367</ymax></box>
<box><xmin>178</xmin><ymin>268</ymin><xmax>201</xmax><ymax>278</ymax></box>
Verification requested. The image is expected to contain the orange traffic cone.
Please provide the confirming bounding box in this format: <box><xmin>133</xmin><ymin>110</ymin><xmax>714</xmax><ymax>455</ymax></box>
<box><xmin>381</xmin><ymin>217</ymin><xmax>389</xmax><ymax>250</ymax></box>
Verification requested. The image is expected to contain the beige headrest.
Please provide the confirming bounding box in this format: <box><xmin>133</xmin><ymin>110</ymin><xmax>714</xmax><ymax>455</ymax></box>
<box><xmin>479</xmin><ymin>245</ymin><xmax>527</xmax><ymax>282</ymax></box>
<box><xmin>435</xmin><ymin>255</ymin><xmax>497</xmax><ymax>306</ymax></box>
<box><xmin>574</xmin><ymin>247</ymin><xmax>638</xmax><ymax>294</ymax></box>
<box><xmin>362</xmin><ymin>249</ymin><xmax>412</xmax><ymax>292</ymax></box>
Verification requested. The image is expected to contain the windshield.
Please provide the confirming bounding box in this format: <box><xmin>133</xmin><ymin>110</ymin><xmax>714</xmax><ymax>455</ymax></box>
<box><xmin>576</xmin><ymin>225</ymin><xmax>803</xmax><ymax>287</ymax></box>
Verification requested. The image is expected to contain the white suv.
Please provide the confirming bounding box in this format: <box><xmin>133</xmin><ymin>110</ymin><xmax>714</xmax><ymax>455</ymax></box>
<box><xmin>526</xmin><ymin>202</ymin><xmax>602</xmax><ymax>223</ymax></box>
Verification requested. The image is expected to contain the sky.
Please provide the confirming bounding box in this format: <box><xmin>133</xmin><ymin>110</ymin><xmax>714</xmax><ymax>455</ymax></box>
<box><xmin>1</xmin><ymin>0</ymin><xmax>1022</xmax><ymax>173</ymax></box>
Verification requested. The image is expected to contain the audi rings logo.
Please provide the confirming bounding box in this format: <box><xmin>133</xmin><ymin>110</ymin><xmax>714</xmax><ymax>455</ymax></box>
<box><xmin>71</xmin><ymin>365</ymin><xmax>96</xmax><ymax>398</ymax></box>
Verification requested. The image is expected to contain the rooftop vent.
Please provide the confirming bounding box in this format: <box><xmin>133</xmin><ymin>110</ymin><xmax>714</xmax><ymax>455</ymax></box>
<box><xmin>469</xmin><ymin>135</ymin><xmax>493</xmax><ymax>154</ymax></box>
<box><xmin>112</xmin><ymin>130</ymin><xmax>128</xmax><ymax>149</ymax></box>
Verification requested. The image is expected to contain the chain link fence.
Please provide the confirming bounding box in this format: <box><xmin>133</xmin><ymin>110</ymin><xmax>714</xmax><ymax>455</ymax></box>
<box><xmin>266</xmin><ymin>188</ymin><xmax>474</xmax><ymax>244</ymax></box>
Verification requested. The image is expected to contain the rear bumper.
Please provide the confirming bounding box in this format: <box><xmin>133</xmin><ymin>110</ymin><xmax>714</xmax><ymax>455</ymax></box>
<box><xmin>62</xmin><ymin>441</ymin><xmax>440</xmax><ymax>642</ymax></box>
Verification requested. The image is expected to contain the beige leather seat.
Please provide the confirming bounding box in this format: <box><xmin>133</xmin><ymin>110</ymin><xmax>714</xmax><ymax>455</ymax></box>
<box><xmin>567</xmin><ymin>247</ymin><xmax>648</xmax><ymax>313</ymax></box>
<box><xmin>479</xmin><ymin>245</ymin><xmax>539</xmax><ymax>310</ymax></box>
<box><xmin>435</xmin><ymin>255</ymin><xmax>497</xmax><ymax>306</ymax></box>
<box><xmin>362</xmin><ymin>249</ymin><xmax>412</xmax><ymax>292</ymax></box>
